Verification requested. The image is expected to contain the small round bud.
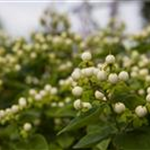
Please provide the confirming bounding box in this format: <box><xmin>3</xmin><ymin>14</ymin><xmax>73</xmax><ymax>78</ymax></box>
<box><xmin>44</xmin><ymin>84</ymin><xmax>52</xmax><ymax>91</ymax></box>
<box><xmin>58</xmin><ymin>102</ymin><xmax>64</xmax><ymax>107</ymax></box>
<box><xmin>147</xmin><ymin>87</ymin><xmax>150</xmax><ymax>94</ymax></box>
<box><xmin>73</xmin><ymin>99</ymin><xmax>82</xmax><ymax>110</ymax></box>
<box><xmin>139</xmin><ymin>68</ymin><xmax>149</xmax><ymax>77</ymax></box>
<box><xmin>95</xmin><ymin>91</ymin><xmax>104</xmax><ymax>100</ymax></box>
<box><xmin>97</xmin><ymin>70</ymin><xmax>107</xmax><ymax>81</ymax></box>
<box><xmin>19</xmin><ymin>97</ymin><xmax>27</xmax><ymax>107</ymax></box>
<box><xmin>81</xmin><ymin>67</ymin><xmax>93</xmax><ymax>77</ymax></box>
<box><xmin>135</xmin><ymin>105</ymin><xmax>147</xmax><ymax>117</ymax></box>
<box><xmin>11</xmin><ymin>105</ymin><xmax>19</xmax><ymax>113</ymax></box>
<box><xmin>81</xmin><ymin>52</ymin><xmax>92</xmax><ymax>61</ymax></box>
<box><xmin>108</xmin><ymin>73</ymin><xmax>118</xmax><ymax>84</ymax></box>
<box><xmin>105</xmin><ymin>54</ymin><xmax>115</xmax><ymax>64</ymax></box>
<box><xmin>29</xmin><ymin>89</ymin><xmax>37</xmax><ymax>96</ymax></box>
<box><xmin>146</xmin><ymin>94</ymin><xmax>150</xmax><ymax>102</ymax></box>
<box><xmin>118</xmin><ymin>71</ymin><xmax>129</xmax><ymax>81</ymax></box>
<box><xmin>35</xmin><ymin>94</ymin><xmax>42</xmax><ymax>101</ymax></box>
<box><xmin>114</xmin><ymin>102</ymin><xmax>126</xmax><ymax>114</ymax></box>
<box><xmin>50</xmin><ymin>87</ymin><xmax>58</xmax><ymax>95</ymax></box>
<box><xmin>72</xmin><ymin>86</ymin><xmax>83</xmax><ymax>97</ymax></box>
<box><xmin>82</xmin><ymin>102</ymin><xmax>92</xmax><ymax>110</ymax></box>
<box><xmin>23</xmin><ymin>123</ymin><xmax>32</xmax><ymax>131</ymax></box>
<box><xmin>71</xmin><ymin>68</ymin><xmax>81</xmax><ymax>80</ymax></box>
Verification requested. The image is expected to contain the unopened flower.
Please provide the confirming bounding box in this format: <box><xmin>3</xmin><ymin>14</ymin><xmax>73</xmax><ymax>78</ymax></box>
<box><xmin>135</xmin><ymin>105</ymin><xmax>147</xmax><ymax>117</ymax></box>
<box><xmin>19</xmin><ymin>97</ymin><xmax>27</xmax><ymax>107</ymax></box>
<box><xmin>81</xmin><ymin>67</ymin><xmax>93</xmax><ymax>77</ymax></box>
<box><xmin>11</xmin><ymin>105</ymin><xmax>19</xmax><ymax>113</ymax></box>
<box><xmin>23</xmin><ymin>122</ymin><xmax>32</xmax><ymax>131</ymax></box>
<box><xmin>73</xmin><ymin>99</ymin><xmax>82</xmax><ymax>110</ymax></box>
<box><xmin>118</xmin><ymin>71</ymin><xmax>129</xmax><ymax>81</ymax></box>
<box><xmin>114</xmin><ymin>102</ymin><xmax>125</xmax><ymax>114</ymax></box>
<box><xmin>108</xmin><ymin>73</ymin><xmax>118</xmax><ymax>84</ymax></box>
<box><xmin>105</xmin><ymin>54</ymin><xmax>115</xmax><ymax>64</ymax></box>
<box><xmin>97</xmin><ymin>70</ymin><xmax>107</xmax><ymax>81</ymax></box>
<box><xmin>71</xmin><ymin>68</ymin><xmax>81</xmax><ymax>80</ymax></box>
<box><xmin>81</xmin><ymin>51</ymin><xmax>92</xmax><ymax>61</ymax></box>
<box><xmin>146</xmin><ymin>94</ymin><xmax>150</xmax><ymax>102</ymax></box>
<box><xmin>95</xmin><ymin>90</ymin><xmax>104</xmax><ymax>100</ymax></box>
<box><xmin>82</xmin><ymin>102</ymin><xmax>92</xmax><ymax>110</ymax></box>
<box><xmin>72</xmin><ymin>86</ymin><xmax>83</xmax><ymax>97</ymax></box>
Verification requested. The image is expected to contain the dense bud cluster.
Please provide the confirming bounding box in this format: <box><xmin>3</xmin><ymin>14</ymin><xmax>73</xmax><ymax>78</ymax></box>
<box><xmin>0</xmin><ymin>10</ymin><xmax>150</xmax><ymax>150</ymax></box>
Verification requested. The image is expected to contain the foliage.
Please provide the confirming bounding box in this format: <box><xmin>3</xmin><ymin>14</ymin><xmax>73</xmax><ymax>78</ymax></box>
<box><xmin>0</xmin><ymin>9</ymin><xmax>150</xmax><ymax>150</ymax></box>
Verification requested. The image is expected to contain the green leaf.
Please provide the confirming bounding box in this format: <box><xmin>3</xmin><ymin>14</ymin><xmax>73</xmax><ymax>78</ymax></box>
<box><xmin>73</xmin><ymin>124</ymin><xmax>117</xmax><ymax>148</ymax></box>
<box><xmin>57</xmin><ymin>134</ymin><xmax>75</xmax><ymax>148</ymax></box>
<box><xmin>111</xmin><ymin>83</ymin><xmax>145</xmax><ymax>109</ymax></box>
<box><xmin>12</xmin><ymin>134</ymin><xmax>49</xmax><ymax>150</ymax></box>
<box><xmin>96</xmin><ymin>138</ymin><xmax>111</xmax><ymax>150</ymax></box>
<box><xmin>114</xmin><ymin>128</ymin><xmax>150</xmax><ymax>150</ymax></box>
<box><xmin>46</xmin><ymin>104</ymin><xmax>76</xmax><ymax>118</ymax></box>
<box><xmin>58</xmin><ymin>104</ymin><xmax>105</xmax><ymax>135</ymax></box>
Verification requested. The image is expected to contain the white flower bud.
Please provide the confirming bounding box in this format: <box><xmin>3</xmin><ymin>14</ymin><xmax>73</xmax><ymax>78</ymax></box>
<box><xmin>19</xmin><ymin>97</ymin><xmax>27</xmax><ymax>107</ymax></box>
<box><xmin>108</xmin><ymin>73</ymin><xmax>118</xmax><ymax>84</ymax></box>
<box><xmin>130</xmin><ymin>71</ymin><xmax>138</xmax><ymax>78</ymax></box>
<box><xmin>95</xmin><ymin>91</ymin><xmax>104</xmax><ymax>100</ymax></box>
<box><xmin>39</xmin><ymin>90</ymin><xmax>47</xmax><ymax>97</ymax></box>
<box><xmin>23</xmin><ymin>122</ymin><xmax>32</xmax><ymax>131</ymax></box>
<box><xmin>93</xmin><ymin>68</ymin><xmax>99</xmax><ymax>76</ymax></box>
<box><xmin>139</xmin><ymin>68</ymin><xmax>149</xmax><ymax>77</ymax></box>
<box><xmin>105</xmin><ymin>54</ymin><xmax>115</xmax><ymax>64</ymax></box>
<box><xmin>82</xmin><ymin>102</ymin><xmax>92</xmax><ymax>110</ymax></box>
<box><xmin>29</xmin><ymin>89</ymin><xmax>37</xmax><ymax>96</ymax></box>
<box><xmin>81</xmin><ymin>67</ymin><xmax>93</xmax><ymax>77</ymax></box>
<box><xmin>35</xmin><ymin>94</ymin><xmax>42</xmax><ymax>101</ymax></box>
<box><xmin>146</xmin><ymin>94</ymin><xmax>150</xmax><ymax>102</ymax></box>
<box><xmin>72</xmin><ymin>86</ymin><xmax>83</xmax><ymax>97</ymax></box>
<box><xmin>71</xmin><ymin>68</ymin><xmax>81</xmax><ymax>80</ymax></box>
<box><xmin>51</xmin><ymin>87</ymin><xmax>58</xmax><ymax>95</ymax></box>
<box><xmin>97</xmin><ymin>70</ymin><xmax>107</xmax><ymax>81</ymax></box>
<box><xmin>73</xmin><ymin>99</ymin><xmax>82</xmax><ymax>110</ymax></box>
<box><xmin>138</xmin><ymin>89</ymin><xmax>145</xmax><ymax>95</ymax></box>
<box><xmin>146</xmin><ymin>76</ymin><xmax>150</xmax><ymax>82</ymax></box>
<box><xmin>11</xmin><ymin>105</ymin><xmax>19</xmax><ymax>113</ymax></box>
<box><xmin>0</xmin><ymin>110</ymin><xmax>5</xmax><ymax>118</ymax></box>
<box><xmin>147</xmin><ymin>87</ymin><xmax>150</xmax><ymax>94</ymax></box>
<box><xmin>44</xmin><ymin>84</ymin><xmax>52</xmax><ymax>91</ymax></box>
<box><xmin>135</xmin><ymin>105</ymin><xmax>147</xmax><ymax>117</ymax></box>
<box><xmin>58</xmin><ymin>102</ymin><xmax>64</xmax><ymax>107</ymax></box>
<box><xmin>114</xmin><ymin>102</ymin><xmax>125</xmax><ymax>114</ymax></box>
<box><xmin>118</xmin><ymin>71</ymin><xmax>129</xmax><ymax>81</ymax></box>
<box><xmin>81</xmin><ymin>52</ymin><xmax>92</xmax><ymax>61</ymax></box>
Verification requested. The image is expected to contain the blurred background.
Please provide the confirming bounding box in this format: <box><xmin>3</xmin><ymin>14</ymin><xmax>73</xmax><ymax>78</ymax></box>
<box><xmin>0</xmin><ymin>0</ymin><xmax>149</xmax><ymax>38</ymax></box>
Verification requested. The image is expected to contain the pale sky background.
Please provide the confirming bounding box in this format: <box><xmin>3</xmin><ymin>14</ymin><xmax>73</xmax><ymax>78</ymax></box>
<box><xmin>0</xmin><ymin>1</ymin><xmax>143</xmax><ymax>38</ymax></box>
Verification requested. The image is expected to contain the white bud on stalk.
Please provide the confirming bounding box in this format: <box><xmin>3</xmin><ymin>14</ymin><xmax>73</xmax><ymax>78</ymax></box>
<box><xmin>82</xmin><ymin>102</ymin><xmax>92</xmax><ymax>110</ymax></box>
<box><xmin>95</xmin><ymin>91</ymin><xmax>104</xmax><ymax>100</ymax></box>
<box><xmin>71</xmin><ymin>68</ymin><xmax>81</xmax><ymax>80</ymax></box>
<box><xmin>114</xmin><ymin>102</ymin><xmax>126</xmax><ymax>114</ymax></box>
<box><xmin>108</xmin><ymin>73</ymin><xmax>118</xmax><ymax>84</ymax></box>
<box><xmin>118</xmin><ymin>71</ymin><xmax>129</xmax><ymax>81</ymax></box>
<box><xmin>105</xmin><ymin>54</ymin><xmax>115</xmax><ymax>64</ymax></box>
<box><xmin>19</xmin><ymin>97</ymin><xmax>27</xmax><ymax>107</ymax></box>
<box><xmin>97</xmin><ymin>70</ymin><xmax>107</xmax><ymax>81</ymax></box>
<box><xmin>72</xmin><ymin>86</ymin><xmax>83</xmax><ymax>97</ymax></box>
<box><xmin>23</xmin><ymin>122</ymin><xmax>32</xmax><ymax>131</ymax></box>
<box><xmin>73</xmin><ymin>99</ymin><xmax>82</xmax><ymax>110</ymax></box>
<box><xmin>146</xmin><ymin>94</ymin><xmax>150</xmax><ymax>102</ymax></box>
<box><xmin>135</xmin><ymin>105</ymin><xmax>147</xmax><ymax>117</ymax></box>
<box><xmin>81</xmin><ymin>52</ymin><xmax>92</xmax><ymax>61</ymax></box>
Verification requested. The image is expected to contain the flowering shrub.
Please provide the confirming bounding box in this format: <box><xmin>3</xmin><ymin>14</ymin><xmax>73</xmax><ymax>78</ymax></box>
<box><xmin>0</xmin><ymin>11</ymin><xmax>150</xmax><ymax>150</ymax></box>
